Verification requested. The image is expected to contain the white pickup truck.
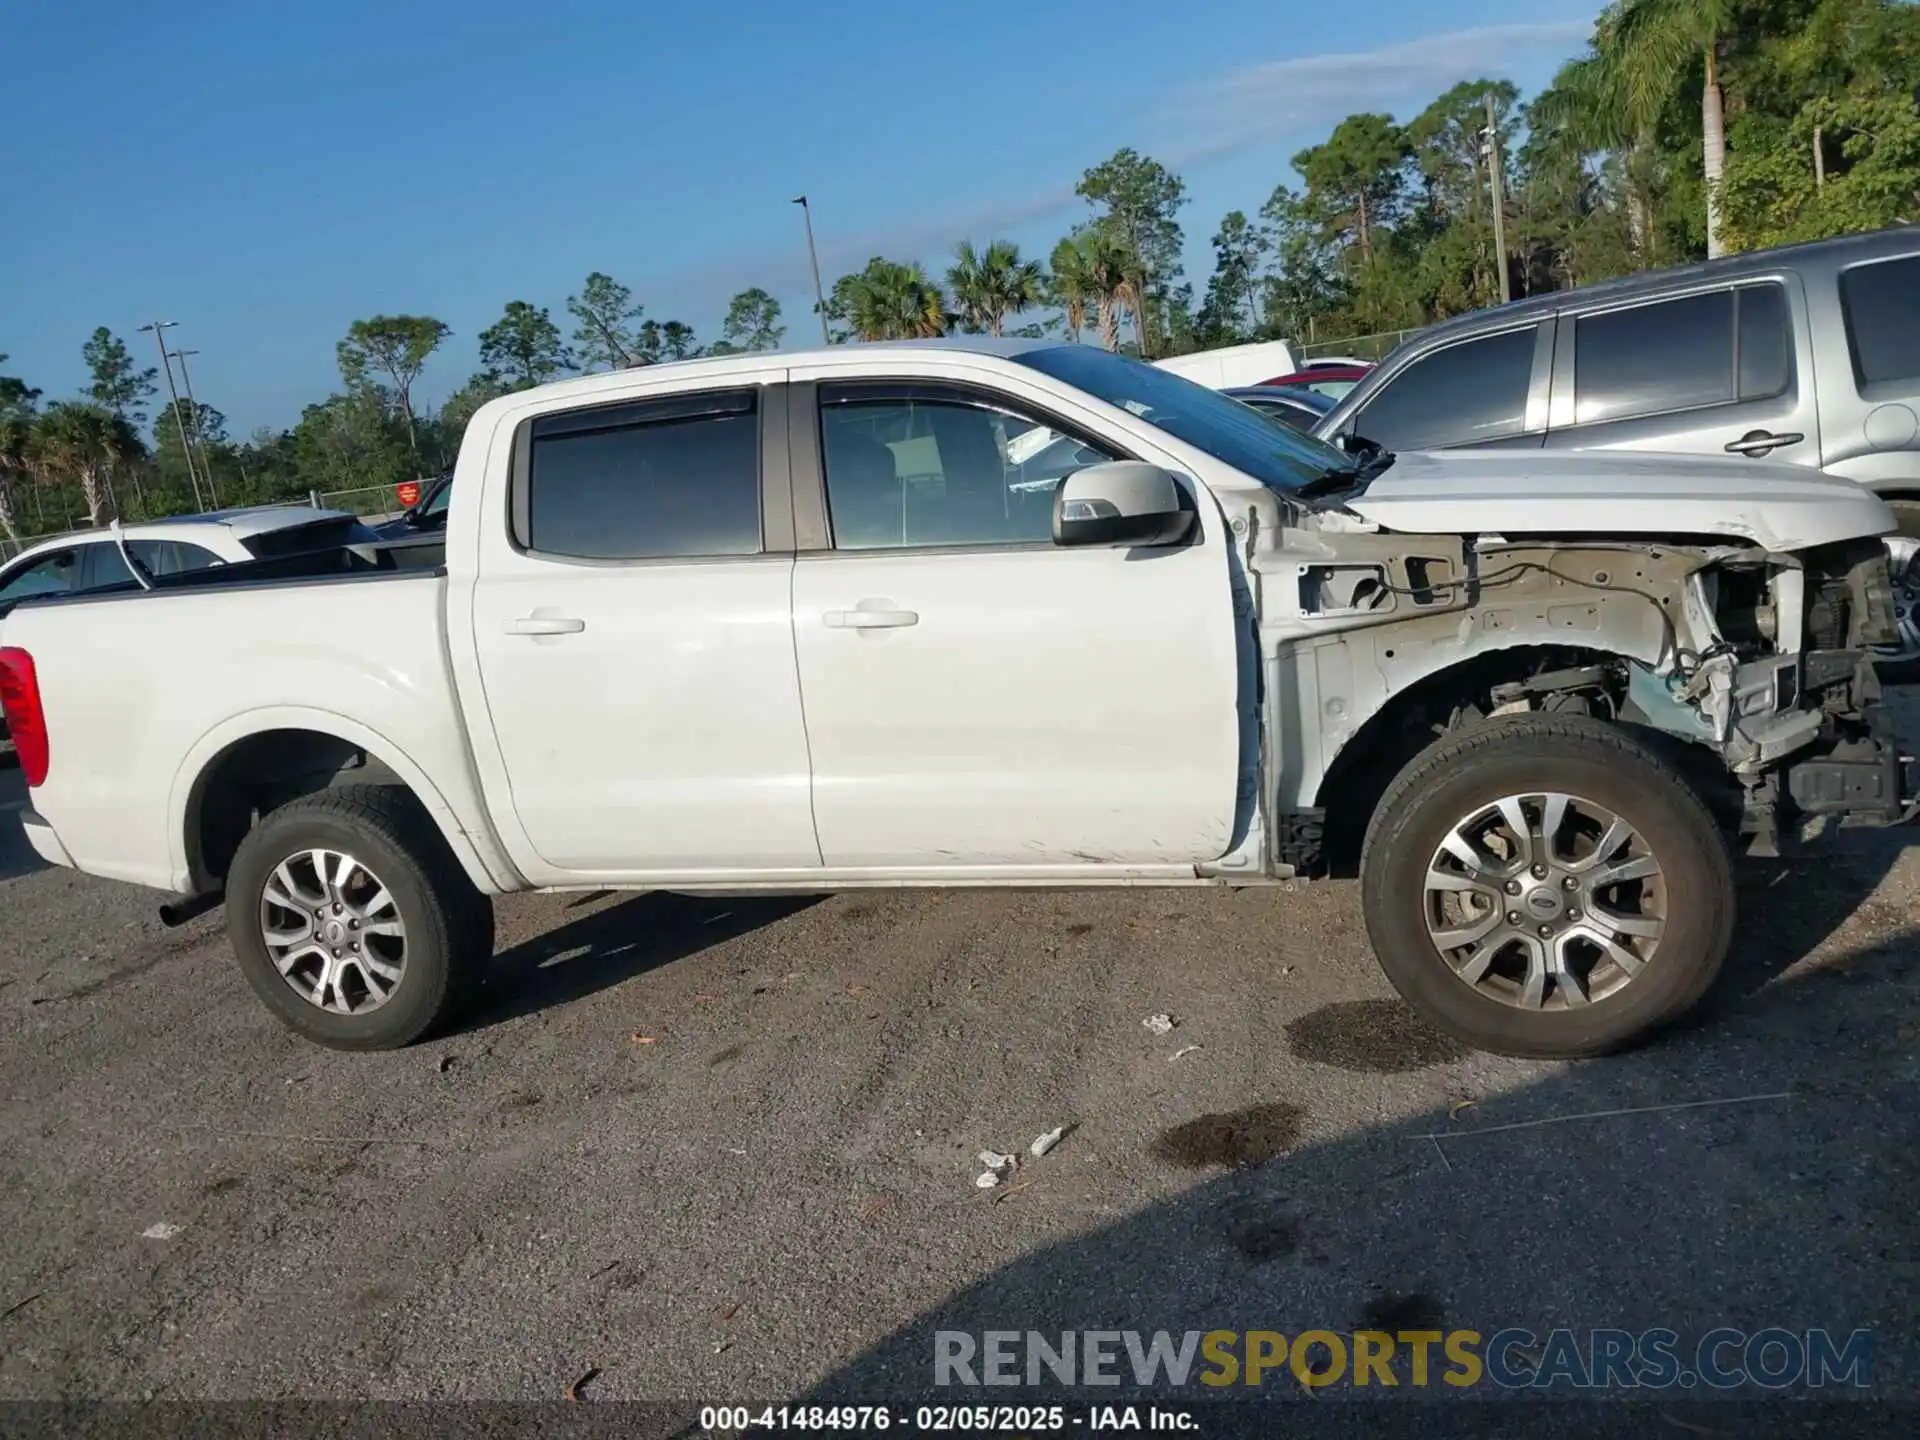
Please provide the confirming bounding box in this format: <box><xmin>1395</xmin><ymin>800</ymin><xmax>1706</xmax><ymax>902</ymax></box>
<box><xmin>1</xmin><ymin>338</ymin><xmax>1911</xmax><ymax>1058</ymax></box>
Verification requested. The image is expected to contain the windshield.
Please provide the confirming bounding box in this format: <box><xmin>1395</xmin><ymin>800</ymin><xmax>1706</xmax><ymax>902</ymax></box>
<box><xmin>1015</xmin><ymin>344</ymin><xmax>1352</xmax><ymax>493</ymax></box>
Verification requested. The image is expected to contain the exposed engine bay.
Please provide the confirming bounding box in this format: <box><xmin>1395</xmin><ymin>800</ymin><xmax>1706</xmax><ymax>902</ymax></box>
<box><xmin>1258</xmin><ymin>527</ymin><xmax>1915</xmax><ymax>873</ymax></box>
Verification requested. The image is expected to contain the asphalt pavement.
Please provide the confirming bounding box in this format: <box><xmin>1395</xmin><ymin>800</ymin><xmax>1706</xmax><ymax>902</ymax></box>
<box><xmin>0</xmin><ymin>709</ymin><xmax>1916</xmax><ymax>1422</ymax></box>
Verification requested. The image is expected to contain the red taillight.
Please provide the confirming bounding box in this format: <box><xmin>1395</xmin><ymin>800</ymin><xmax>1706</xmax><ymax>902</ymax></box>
<box><xmin>0</xmin><ymin>647</ymin><xmax>49</xmax><ymax>787</ymax></box>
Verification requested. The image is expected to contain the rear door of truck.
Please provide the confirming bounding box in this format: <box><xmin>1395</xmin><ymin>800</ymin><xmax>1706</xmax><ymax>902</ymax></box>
<box><xmin>463</xmin><ymin>377</ymin><xmax>822</xmax><ymax>879</ymax></box>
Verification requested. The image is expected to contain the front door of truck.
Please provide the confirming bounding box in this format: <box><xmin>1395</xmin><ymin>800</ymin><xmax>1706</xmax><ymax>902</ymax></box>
<box><xmin>787</xmin><ymin>377</ymin><xmax>1242</xmax><ymax>869</ymax></box>
<box><xmin>467</xmin><ymin>382</ymin><xmax>821</xmax><ymax>879</ymax></box>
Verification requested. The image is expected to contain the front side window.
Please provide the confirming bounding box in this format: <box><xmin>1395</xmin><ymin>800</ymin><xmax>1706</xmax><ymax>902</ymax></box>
<box><xmin>1352</xmin><ymin>326</ymin><xmax>1537</xmax><ymax>450</ymax></box>
<box><xmin>1840</xmin><ymin>254</ymin><xmax>1920</xmax><ymax>387</ymax></box>
<box><xmin>819</xmin><ymin>386</ymin><xmax>1116</xmax><ymax>550</ymax></box>
<box><xmin>524</xmin><ymin>390</ymin><xmax>761</xmax><ymax>560</ymax></box>
<box><xmin>0</xmin><ymin>551</ymin><xmax>78</xmax><ymax>605</ymax></box>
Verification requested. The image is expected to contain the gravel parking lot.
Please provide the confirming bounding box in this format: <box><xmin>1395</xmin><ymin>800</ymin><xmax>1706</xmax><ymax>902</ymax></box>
<box><xmin>1</xmin><ymin>704</ymin><xmax>1917</xmax><ymax>1419</ymax></box>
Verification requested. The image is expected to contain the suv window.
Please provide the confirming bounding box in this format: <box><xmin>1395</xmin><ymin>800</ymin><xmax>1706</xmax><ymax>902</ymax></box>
<box><xmin>1352</xmin><ymin>327</ymin><xmax>1536</xmax><ymax>450</ymax></box>
<box><xmin>1574</xmin><ymin>286</ymin><xmax>1792</xmax><ymax>425</ymax></box>
<box><xmin>524</xmin><ymin>390</ymin><xmax>761</xmax><ymax>560</ymax></box>
<box><xmin>0</xmin><ymin>550</ymin><xmax>78</xmax><ymax>605</ymax></box>
<box><xmin>1840</xmin><ymin>254</ymin><xmax>1920</xmax><ymax>387</ymax></box>
<box><xmin>818</xmin><ymin>385</ymin><xmax>1117</xmax><ymax>549</ymax></box>
<box><xmin>130</xmin><ymin>539</ymin><xmax>224</xmax><ymax>576</ymax></box>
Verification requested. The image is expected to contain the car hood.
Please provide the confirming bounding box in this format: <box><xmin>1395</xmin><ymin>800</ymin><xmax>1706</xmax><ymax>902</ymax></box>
<box><xmin>1344</xmin><ymin>448</ymin><xmax>1896</xmax><ymax>552</ymax></box>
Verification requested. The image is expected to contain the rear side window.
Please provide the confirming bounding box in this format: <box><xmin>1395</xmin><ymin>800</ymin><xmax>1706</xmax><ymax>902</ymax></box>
<box><xmin>1840</xmin><ymin>254</ymin><xmax>1920</xmax><ymax>386</ymax></box>
<box><xmin>1352</xmin><ymin>327</ymin><xmax>1536</xmax><ymax>450</ymax></box>
<box><xmin>1735</xmin><ymin>284</ymin><xmax>1792</xmax><ymax>401</ymax></box>
<box><xmin>1574</xmin><ymin>291</ymin><xmax>1734</xmax><ymax>423</ymax></box>
<box><xmin>129</xmin><ymin>539</ymin><xmax>224</xmax><ymax>576</ymax></box>
<box><xmin>523</xmin><ymin>390</ymin><xmax>760</xmax><ymax>560</ymax></box>
<box><xmin>1574</xmin><ymin>285</ymin><xmax>1791</xmax><ymax>424</ymax></box>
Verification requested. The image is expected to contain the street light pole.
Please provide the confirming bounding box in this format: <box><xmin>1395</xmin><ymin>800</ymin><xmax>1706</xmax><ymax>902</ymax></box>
<box><xmin>138</xmin><ymin>320</ymin><xmax>204</xmax><ymax>510</ymax></box>
<box><xmin>168</xmin><ymin>348</ymin><xmax>219</xmax><ymax>509</ymax></box>
<box><xmin>1484</xmin><ymin>91</ymin><xmax>1512</xmax><ymax>305</ymax></box>
<box><xmin>792</xmin><ymin>195</ymin><xmax>832</xmax><ymax>345</ymax></box>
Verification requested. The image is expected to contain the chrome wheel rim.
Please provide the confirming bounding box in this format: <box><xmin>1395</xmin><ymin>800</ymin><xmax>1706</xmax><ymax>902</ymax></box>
<box><xmin>260</xmin><ymin>849</ymin><xmax>407</xmax><ymax>1014</ymax></box>
<box><xmin>1882</xmin><ymin>536</ymin><xmax>1920</xmax><ymax>664</ymax></box>
<box><xmin>1424</xmin><ymin>792</ymin><xmax>1665</xmax><ymax>1010</ymax></box>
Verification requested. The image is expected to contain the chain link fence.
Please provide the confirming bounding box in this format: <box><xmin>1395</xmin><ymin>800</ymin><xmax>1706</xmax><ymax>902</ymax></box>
<box><xmin>1296</xmin><ymin>328</ymin><xmax>1420</xmax><ymax>364</ymax></box>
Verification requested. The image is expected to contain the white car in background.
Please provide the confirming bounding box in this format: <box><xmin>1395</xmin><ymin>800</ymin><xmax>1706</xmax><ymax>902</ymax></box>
<box><xmin>0</xmin><ymin>506</ymin><xmax>367</xmax><ymax>619</ymax></box>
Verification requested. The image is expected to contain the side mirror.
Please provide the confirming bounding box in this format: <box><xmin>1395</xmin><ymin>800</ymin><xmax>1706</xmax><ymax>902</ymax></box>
<box><xmin>1052</xmin><ymin>461</ymin><xmax>1195</xmax><ymax>548</ymax></box>
<box><xmin>1338</xmin><ymin>432</ymin><xmax>1385</xmax><ymax>461</ymax></box>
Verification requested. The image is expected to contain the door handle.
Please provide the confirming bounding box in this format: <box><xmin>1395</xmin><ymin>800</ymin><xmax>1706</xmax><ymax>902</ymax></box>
<box><xmin>1724</xmin><ymin>430</ymin><xmax>1804</xmax><ymax>456</ymax></box>
<box><xmin>506</xmin><ymin>615</ymin><xmax>585</xmax><ymax>635</ymax></box>
<box><xmin>823</xmin><ymin>603</ymin><xmax>918</xmax><ymax>629</ymax></box>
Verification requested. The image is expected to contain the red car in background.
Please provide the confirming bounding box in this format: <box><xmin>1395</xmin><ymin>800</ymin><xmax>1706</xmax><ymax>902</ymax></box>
<box><xmin>1259</xmin><ymin>360</ymin><xmax>1374</xmax><ymax>399</ymax></box>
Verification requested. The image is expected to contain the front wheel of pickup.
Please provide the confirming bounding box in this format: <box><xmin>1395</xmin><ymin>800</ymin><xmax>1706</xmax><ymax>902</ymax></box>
<box><xmin>226</xmin><ymin>785</ymin><xmax>494</xmax><ymax>1051</ymax></box>
<box><xmin>1360</xmin><ymin>715</ymin><xmax>1733</xmax><ymax>1059</ymax></box>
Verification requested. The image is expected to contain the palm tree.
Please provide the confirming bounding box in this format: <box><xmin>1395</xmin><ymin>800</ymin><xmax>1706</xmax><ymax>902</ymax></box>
<box><xmin>1529</xmin><ymin>46</ymin><xmax>1659</xmax><ymax>261</ymax></box>
<box><xmin>946</xmin><ymin>240</ymin><xmax>1044</xmax><ymax>337</ymax></box>
<box><xmin>0</xmin><ymin>414</ymin><xmax>31</xmax><ymax>542</ymax></box>
<box><xmin>845</xmin><ymin>260</ymin><xmax>948</xmax><ymax>341</ymax></box>
<box><xmin>31</xmin><ymin>402</ymin><xmax>142</xmax><ymax>525</ymax></box>
<box><xmin>1048</xmin><ymin>237</ymin><xmax>1096</xmax><ymax>342</ymax></box>
<box><xmin>1080</xmin><ymin>232</ymin><xmax>1141</xmax><ymax>353</ymax></box>
<box><xmin>1604</xmin><ymin>0</ymin><xmax>1734</xmax><ymax>257</ymax></box>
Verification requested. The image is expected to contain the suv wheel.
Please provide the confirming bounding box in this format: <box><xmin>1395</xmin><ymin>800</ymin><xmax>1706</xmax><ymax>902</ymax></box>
<box><xmin>226</xmin><ymin>785</ymin><xmax>493</xmax><ymax>1050</ymax></box>
<box><xmin>1881</xmin><ymin>501</ymin><xmax>1920</xmax><ymax>685</ymax></box>
<box><xmin>1360</xmin><ymin>715</ymin><xmax>1733</xmax><ymax>1059</ymax></box>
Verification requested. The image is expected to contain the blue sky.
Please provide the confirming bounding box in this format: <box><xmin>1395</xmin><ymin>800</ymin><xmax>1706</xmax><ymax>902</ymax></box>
<box><xmin>3</xmin><ymin>0</ymin><xmax>1597</xmax><ymax>435</ymax></box>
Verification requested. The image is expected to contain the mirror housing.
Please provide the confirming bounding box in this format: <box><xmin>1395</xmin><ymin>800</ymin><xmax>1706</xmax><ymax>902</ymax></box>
<box><xmin>1052</xmin><ymin>461</ymin><xmax>1194</xmax><ymax>548</ymax></box>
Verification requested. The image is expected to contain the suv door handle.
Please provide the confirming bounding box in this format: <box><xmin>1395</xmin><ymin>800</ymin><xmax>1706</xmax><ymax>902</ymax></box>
<box><xmin>1724</xmin><ymin>430</ymin><xmax>1804</xmax><ymax>456</ymax></box>
<box><xmin>506</xmin><ymin>615</ymin><xmax>585</xmax><ymax>635</ymax></box>
<box><xmin>823</xmin><ymin>603</ymin><xmax>918</xmax><ymax>629</ymax></box>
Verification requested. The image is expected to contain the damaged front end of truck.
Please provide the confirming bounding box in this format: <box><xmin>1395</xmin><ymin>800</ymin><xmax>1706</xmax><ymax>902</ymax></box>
<box><xmin>1254</xmin><ymin>523</ymin><xmax>1916</xmax><ymax>875</ymax></box>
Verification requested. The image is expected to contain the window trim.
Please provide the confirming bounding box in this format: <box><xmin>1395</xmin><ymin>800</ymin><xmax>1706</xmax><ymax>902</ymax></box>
<box><xmin>1351</xmin><ymin>322</ymin><xmax>1550</xmax><ymax>450</ymax></box>
<box><xmin>506</xmin><ymin>384</ymin><xmax>779</xmax><ymax>565</ymax></box>
<box><xmin>796</xmin><ymin>378</ymin><xmax>1135</xmax><ymax>556</ymax></box>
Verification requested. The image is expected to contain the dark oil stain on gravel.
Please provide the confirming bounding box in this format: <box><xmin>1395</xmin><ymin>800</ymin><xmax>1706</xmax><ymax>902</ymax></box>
<box><xmin>1152</xmin><ymin>1102</ymin><xmax>1303</xmax><ymax>1169</ymax></box>
<box><xmin>1358</xmin><ymin>1290</ymin><xmax>1445</xmax><ymax>1333</ymax></box>
<box><xmin>1064</xmin><ymin>923</ymin><xmax>1096</xmax><ymax>937</ymax></box>
<box><xmin>707</xmin><ymin>1043</ymin><xmax>746</xmax><ymax>1067</ymax></box>
<box><xmin>1223</xmin><ymin>1210</ymin><xmax>1300</xmax><ymax>1262</ymax></box>
<box><xmin>1284</xmin><ymin>999</ymin><xmax>1467</xmax><ymax>1073</ymax></box>
<box><xmin>499</xmin><ymin>1090</ymin><xmax>543</xmax><ymax>1110</ymax></box>
<box><xmin>200</xmin><ymin>1176</ymin><xmax>244</xmax><ymax>1197</ymax></box>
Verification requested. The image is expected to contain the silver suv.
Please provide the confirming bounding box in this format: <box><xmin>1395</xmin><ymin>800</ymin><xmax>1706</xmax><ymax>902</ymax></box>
<box><xmin>1314</xmin><ymin>227</ymin><xmax>1920</xmax><ymax>674</ymax></box>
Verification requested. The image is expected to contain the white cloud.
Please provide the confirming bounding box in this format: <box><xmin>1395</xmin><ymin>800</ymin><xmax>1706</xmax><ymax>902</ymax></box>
<box><xmin>1161</xmin><ymin>19</ymin><xmax>1594</xmax><ymax>166</ymax></box>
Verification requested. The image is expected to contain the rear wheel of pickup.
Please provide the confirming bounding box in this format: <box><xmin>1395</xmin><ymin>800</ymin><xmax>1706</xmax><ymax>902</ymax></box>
<box><xmin>226</xmin><ymin>785</ymin><xmax>494</xmax><ymax>1050</ymax></box>
<box><xmin>1360</xmin><ymin>714</ymin><xmax>1733</xmax><ymax>1059</ymax></box>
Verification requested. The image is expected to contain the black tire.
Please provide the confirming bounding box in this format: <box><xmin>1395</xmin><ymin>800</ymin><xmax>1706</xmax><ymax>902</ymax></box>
<box><xmin>226</xmin><ymin>784</ymin><xmax>493</xmax><ymax>1051</ymax></box>
<box><xmin>1359</xmin><ymin>714</ymin><xmax>1734</xmax><ymax>1059</ymax></box>
<box><xmin>1880</xmin><ymin>500</ymin><xmax>1920</xmax><ymax>686</ymax></box>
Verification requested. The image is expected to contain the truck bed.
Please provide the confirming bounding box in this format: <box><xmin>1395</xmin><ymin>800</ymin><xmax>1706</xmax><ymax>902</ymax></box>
<box><xmin>0</xmin><ymin>535</ymin><xmax>472</xmax><ymax>894</ymax></box>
